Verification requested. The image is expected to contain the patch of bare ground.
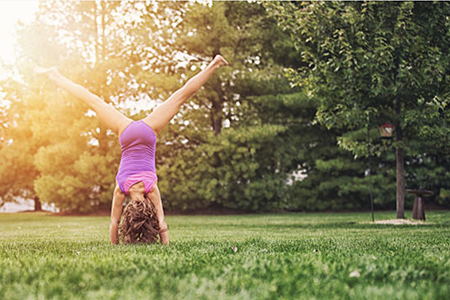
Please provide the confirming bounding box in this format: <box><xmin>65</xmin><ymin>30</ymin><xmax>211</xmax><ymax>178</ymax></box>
<box><xmin>371</xmin><ymin>219</ymin><xmax>430</xmax><ymax>225</ymax></box>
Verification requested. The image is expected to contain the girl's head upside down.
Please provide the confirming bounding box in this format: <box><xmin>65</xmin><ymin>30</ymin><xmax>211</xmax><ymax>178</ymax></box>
<box><xmin>119</xmin><ymin>197</ymin><xmax>160</xmax><ymax>244</ymax></box>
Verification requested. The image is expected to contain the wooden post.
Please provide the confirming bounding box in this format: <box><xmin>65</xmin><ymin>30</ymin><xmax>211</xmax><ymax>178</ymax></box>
<box><xmin>412</xmin><ymin>195</ymin><xmax>425</xmax><ymax>221</ymax></box>
<box><xmin>408</xmin><ymin>190</ymin><xmax>433</xmax><ymax>221</ymax></box>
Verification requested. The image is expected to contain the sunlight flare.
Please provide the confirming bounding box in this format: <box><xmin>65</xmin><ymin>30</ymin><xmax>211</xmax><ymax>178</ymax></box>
<box><xmin>0</xmin><ymin>1</ymin><xmax>38</xmax><ymax>78</ymax></box>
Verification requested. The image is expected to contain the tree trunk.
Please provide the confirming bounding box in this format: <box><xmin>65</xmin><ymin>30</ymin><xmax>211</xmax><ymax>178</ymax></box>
<box><xmin>396</xmin><ymin>146</ymin><xmax>405</xmax><ymax>218</ymax></box>
<box><xmin>394</xmin><ymin>86</ymin><xmax>405</xmax><ymax>218</ymax></box>
<box><xmin>211</xmin><ymin>101</ymin><xmax>223</xmax><ymax>135</ymax></box>
<box><xmin>211</xmin><ymin>88</ymin><xmax>223</xmax><ymax>135</ymax></box>
<box><xmin>395</xmin><ymin>103</ymin><xmax>405</xmax><ymax>218</ymax></box>
<box><xmin>34</xmin><ymin>196</ymin><xmax>42</xmax><ymax>211</ymax></box>
<box><xmin>95</xmin><ymin>0</ymin><xmax>110</xmax><ymax>156</ymax></box>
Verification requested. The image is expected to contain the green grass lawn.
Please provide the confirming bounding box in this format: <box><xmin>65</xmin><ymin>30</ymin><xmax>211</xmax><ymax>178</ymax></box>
<box><xmin>0</xmin><ymin>211</ymin><xmax>449</xmax><ymax>300</ymax></box>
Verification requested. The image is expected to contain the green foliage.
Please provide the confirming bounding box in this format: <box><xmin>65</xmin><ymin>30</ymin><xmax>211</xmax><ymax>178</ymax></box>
<box><xmin>268</xmin><ymin>0</ymin><xmax>450</xmax><ymax>153</ymax></box>
<box><xmin>438</xmin><ymin>188</ymin><xmax>450</xmax><ymax>206</ymax></box>
<box><xmin>1</xmin><ymin>1</ymin><xmax>311</xmax><ymax>213</ymax></box>
<box><xmin>4</xmin><ymin>1</ymin><xmax>448</xmax><ymax>213</ymax></box>
<box><xmin>3</xmin><ymin>1</ymin><xmax>302</xmax><ymax>213</ymax></box>
<box><xmin>268</xmin><ymin>1</ymin><xmax>450</xmax><ymax>209</ymax></box>
<box><xmin>0</xmin><ymin>78</ymin><xmax>48</xmax><ymax>208</ymax></box>
<box><xmin>152</xmin><ymin>2</ymin><xmax>306</xmax><ymax>212</ymax></box>
<box><xmin>1</xmin><ymin>212</ymin><xmax>449</xmax><ymax>299</ymax></box>
<box><xmin>158</xmin><ymin>124</ymin><xmax>288</xmax><ymax>211</ymax></box>
<box><xmin>1</xmin><ymin>1</ymin><xmax>162</xmax><ymax>212</ymax></box>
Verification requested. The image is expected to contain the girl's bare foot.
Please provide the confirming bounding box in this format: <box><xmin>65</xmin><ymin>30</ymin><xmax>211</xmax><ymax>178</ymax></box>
<box><xmin>213</xmin><ymin>55</ymin><xmax>229</xmax><ymax>68</ymax></box>
<box><xmin>34</xmin><ymin>66</ymin><xmax>60</xmax><ymax>80</ymax></box>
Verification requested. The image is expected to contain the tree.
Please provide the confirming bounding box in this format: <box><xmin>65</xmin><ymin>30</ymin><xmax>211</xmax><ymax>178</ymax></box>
<box><xmin>268</xmin><ymin>1</ymin><xmax>450</xmax><ymax>217</ymax></box>
<box><xmin>3</xmin><ymin>1</ymin><xmax>162</xmax><ymax>212</ymax></box>
<box><xmin>137</xmin><ymin>1</ymin><xmax>308</xmax><ymax>211</ymax></box>
<box><xmin>0</xmin><ymin>78</ymin><xmax>43</xmax><ymax>210</ymax></box>
<box><xmin>3</xmin><ymin>0</ymin><xmax>206</xmax><ymax>212</ymax></box>
<box><xmin>4</xmin><ymin>0</ymin><xmax>407</xmax><ymax>213</ymax></box>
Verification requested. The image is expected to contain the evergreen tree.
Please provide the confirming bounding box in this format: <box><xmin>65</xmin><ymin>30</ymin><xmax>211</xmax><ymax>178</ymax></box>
<box><xmin>0</xmin><ymin>78</ymin><xmax>43</xmax><ymax>210</ymax></box>
<box><xmin>1</xmin><ymin>1</ymin><xmax>206</xmax><ymax>212</ymax></box>
<box><xmin>2</xmin><ymin>0</ymin><xmax>398</xmax><ymax>213</ymax></box>
<box><xmin>142</xmin><ymin>1</ymin><xmax>305</xmax><ymax>211</ymax></box>
<box><xmin>1</xmin><ymin>1</ymin><xmax>162</xmax><ymax>212</ymax></box>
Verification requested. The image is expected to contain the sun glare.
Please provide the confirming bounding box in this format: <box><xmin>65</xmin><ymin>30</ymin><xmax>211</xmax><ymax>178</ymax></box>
<box><xmin>0</xmin><ymin>1</ymin><xmax>38</xmax><ymax>67</ymax></box>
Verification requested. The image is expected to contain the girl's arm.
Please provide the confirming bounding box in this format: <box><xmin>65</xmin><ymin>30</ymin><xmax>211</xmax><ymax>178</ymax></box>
<box><xmin>110</xmin><ymin>185</ymin><xmax>126</xmax><ymax>244</ymax></box>
<box><xmin>145</xmin><ymin>185</ymin><xmax>169</xmax><ymax>245</ymax></box>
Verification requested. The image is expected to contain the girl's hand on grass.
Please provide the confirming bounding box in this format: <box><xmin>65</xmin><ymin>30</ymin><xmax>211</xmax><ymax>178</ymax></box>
<box><xmin>159</xmin><ymin>222</ymin><xmax>169</xmax><ymax>246</ymax></box>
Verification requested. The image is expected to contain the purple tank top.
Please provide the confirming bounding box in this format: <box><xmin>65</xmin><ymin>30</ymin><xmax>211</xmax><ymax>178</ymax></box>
<box><xmin>116</xmin><ymin>120</ymin><xmax>157</xmax><ymax>190</ymax></box>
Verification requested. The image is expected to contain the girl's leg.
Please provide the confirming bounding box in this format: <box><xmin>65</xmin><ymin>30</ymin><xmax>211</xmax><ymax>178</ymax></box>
<box><xmin>35</xmin><ymin>66</ymin><xmax>132</xmax><ymax>136</ymax></box>
<box><xmin>143</xmin><ymin>55</ymin><xmax>228</xmax><ymax>134</ymax></box>
<box><xmin>146</xmin><ymin>184</ymin><xmax>169</xmax><ymax>245</ymax></box>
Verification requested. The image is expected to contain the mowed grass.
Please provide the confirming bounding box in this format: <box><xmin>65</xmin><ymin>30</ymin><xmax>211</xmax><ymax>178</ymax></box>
<box><xmin>0</xmin><ymin>211</ymin><xmax>449</xmax><ymax>300</ymax></box>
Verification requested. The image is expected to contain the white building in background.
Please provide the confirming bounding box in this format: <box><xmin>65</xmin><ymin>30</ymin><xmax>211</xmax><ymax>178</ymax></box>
<box><xmin>287</xmin><ymin>169</ymin><xmax>308</xmax><ymax>185</ymax></box>
<box><xmin>0</xmin><ymin>198</ymin><xmax>57</xmax><ymax>213</ymax></box>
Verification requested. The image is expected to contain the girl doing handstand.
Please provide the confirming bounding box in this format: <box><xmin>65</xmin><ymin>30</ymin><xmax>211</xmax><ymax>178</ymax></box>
<box><xmin>36</xmin><ymin>55</ymin><xmax>229</xmax><ymax>245</ymax></box>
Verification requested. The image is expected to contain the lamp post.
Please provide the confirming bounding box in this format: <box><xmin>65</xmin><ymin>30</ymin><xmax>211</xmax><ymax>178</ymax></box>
<box><xmin>379</xmin><ymin>123</ymin><xmax>395</xmax><ymax>139</ymax></box>
<box><xmin>367</xmin><ymin>117</ymin><xmax>375</xmax><ymax>222</ymax></box>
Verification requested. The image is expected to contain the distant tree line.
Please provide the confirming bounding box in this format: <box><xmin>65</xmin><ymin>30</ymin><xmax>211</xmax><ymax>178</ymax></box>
<box><xmin>0</xmin><ymin>1</ymin><xmax>448</xmax><ymax>213</ymax></box>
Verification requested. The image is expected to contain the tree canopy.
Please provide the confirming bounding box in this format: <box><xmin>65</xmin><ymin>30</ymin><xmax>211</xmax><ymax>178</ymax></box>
<box><xmin>267</xmin><ymin>1</ymin><xmax>450</xmax><ymax>215</ymax></box>
<box><xmin>1</xmin><ymin>1</ymin><xmax>449</xmax><ymax>213</ymax></box>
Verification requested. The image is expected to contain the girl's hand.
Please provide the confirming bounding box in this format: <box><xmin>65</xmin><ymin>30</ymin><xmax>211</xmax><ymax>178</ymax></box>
<box><xmin>159</xmin><ymin>224</ymin><xmax>169</xmax><ymax>246</ymax></box>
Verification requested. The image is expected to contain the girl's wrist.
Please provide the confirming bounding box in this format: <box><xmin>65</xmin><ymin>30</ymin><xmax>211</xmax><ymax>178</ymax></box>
<box><xmin>158</xmin><ymin>219</ymin><xmax>167</xmax><ymax>229</ymax></box>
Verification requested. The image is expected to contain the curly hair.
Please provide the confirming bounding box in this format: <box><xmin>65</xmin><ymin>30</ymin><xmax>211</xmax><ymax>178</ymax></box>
<box><xmin>119</xmin><ymin>197</ymin><xmax>160</xmax><ymax>244</ymax></box>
